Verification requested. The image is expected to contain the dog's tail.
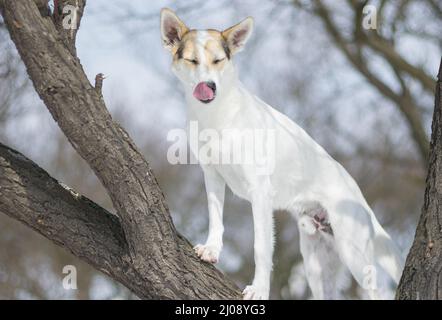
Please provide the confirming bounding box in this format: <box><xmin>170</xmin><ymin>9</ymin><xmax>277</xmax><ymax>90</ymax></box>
<box><xmin>372</xmin><ymin>222</ymin><xmax>405</xmax><ymax>284</ymax></box>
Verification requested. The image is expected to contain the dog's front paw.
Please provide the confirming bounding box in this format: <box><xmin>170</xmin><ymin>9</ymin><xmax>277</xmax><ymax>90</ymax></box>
<box><xmin>242</xmin><ymin>285</ymin><xmax>269</xmax><ymax>300</ymax></box>
<box><xmin>193</xmin><ymin>243</ymin><xmax>221</xmax><ymax>264</ymax></box>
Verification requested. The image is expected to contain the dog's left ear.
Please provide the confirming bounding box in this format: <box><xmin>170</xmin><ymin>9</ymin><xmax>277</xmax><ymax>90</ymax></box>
<box><xmin>160</xmin><ymin>8</ymin><xmax>189</xmax><ymax>52</ymax></box>
<box><xmin>222</xmin><ymin>17</ymin><xmax>254</xmax><ymax>55</ymax></box>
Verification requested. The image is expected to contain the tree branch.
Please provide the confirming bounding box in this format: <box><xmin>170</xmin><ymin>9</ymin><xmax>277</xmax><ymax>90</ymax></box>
<box><xmin>313</xmin><ymin>0</ymin><xmax>430</xmax><ymax>163</ymax></box>
<box><xmin>0</xmin><ymin>142</ymin><xmax>134</xmax><ymax>294</ymax></box>
<box><xmin>364</xmin><ymin>34</ymin><xmax>435</xmax><ymax>93</ymax></box>
<box><xmin>0</xmin><ymin>0</ymin><xmax>241</xmax><ymax>299</ymax></box>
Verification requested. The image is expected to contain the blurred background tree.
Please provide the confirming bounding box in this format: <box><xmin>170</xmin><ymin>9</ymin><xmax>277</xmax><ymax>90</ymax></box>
<box><xmin>0</xmin><ymin>0</ymin><xmax>440</xmax><ymax>299</ymax></box>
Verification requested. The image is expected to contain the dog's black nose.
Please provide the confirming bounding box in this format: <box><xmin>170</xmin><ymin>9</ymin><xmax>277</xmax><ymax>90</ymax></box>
<box><xmin>206</xmin><ymin>81</ymin><xmax>216</xmax><ymax>93</ymax></box>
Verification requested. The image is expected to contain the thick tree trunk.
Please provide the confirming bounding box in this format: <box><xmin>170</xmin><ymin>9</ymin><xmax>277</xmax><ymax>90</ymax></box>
<box><xmin>0</xmin><ymin>0</ymin><xmax>241</xmax><ymax>299</ymax></box>
<box><xmin>396</xmin><ymin>58</ymin><xmax>442</xmax><ymax>299</ymax></box>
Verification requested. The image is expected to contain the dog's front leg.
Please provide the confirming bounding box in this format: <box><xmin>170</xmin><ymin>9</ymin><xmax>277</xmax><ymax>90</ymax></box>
<box><xmin>243</xmin><ymin>189</ymin><xmax>274</xmax><ymax>300</ymax></box>
<box><xmin>194</xmin><ymin>166</ymin><xmax>225</xmax><ymax>264</ymax></box>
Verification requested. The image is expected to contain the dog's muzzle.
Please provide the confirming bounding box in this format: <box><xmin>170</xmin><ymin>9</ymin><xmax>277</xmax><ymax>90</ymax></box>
<box><xmin>193</xmin><ymin>81</ymin><xmax>216</xmax><ymax>104</ymax></box>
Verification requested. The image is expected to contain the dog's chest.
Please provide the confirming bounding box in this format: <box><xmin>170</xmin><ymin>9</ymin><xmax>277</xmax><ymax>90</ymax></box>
<box><xmin>214</xmin><ymin>163</ymin><xmax>251</xmax><ymax>200</ymax></box>
<box><xmin>193</xmin><ymin>133</ymin><xmax>253</xmax><ymax>199</ymax></box>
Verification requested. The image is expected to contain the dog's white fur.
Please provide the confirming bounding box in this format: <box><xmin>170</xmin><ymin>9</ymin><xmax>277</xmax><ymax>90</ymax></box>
<box><xmin>161</xmin><ymin>8</ymin><xmax>404</xmax><ymax>300</ymax></box>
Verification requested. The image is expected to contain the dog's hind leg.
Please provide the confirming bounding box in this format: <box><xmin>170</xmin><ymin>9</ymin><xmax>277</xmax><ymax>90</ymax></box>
<box><xmin>326</xmin><ymin>200</ymin><xmax>383</xmax><ymax>299</ymax></box>
<box><xmin>299</xmin><ymin>223</ymin><xmax>342</xmax><ymax>299</ymax></box>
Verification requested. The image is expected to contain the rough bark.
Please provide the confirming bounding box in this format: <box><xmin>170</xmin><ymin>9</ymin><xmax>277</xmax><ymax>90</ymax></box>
<box><xmin>0</xmin><ymin>143</ymin><xmax>132</xmax><ymax>293</ymax></box>
<box><xmin>396</xmin><ymin>58</ymin><xmax>442</xmax><ymax>299</ymax></box>
<box><xmin>0</xmin><ymin>0</ymin><xmax>242</xmax><ymax>299</ymax></box>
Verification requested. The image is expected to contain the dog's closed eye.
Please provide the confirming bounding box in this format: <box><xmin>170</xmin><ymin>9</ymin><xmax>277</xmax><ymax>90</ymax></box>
<box><xmin>185</xmin><ymin>58</ymin><xmax>199</xmax><ymax>65</ymax></box>
<box><xmin>213</xmin><ymin>58</ymin><xmax>226</xmax><ymax>64</ymax></box>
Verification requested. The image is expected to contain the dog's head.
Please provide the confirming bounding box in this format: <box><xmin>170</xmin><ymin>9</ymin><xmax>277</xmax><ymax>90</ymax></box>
<box><xmin>160</xmin><ymin>8</ymin><xmax>253</xmax><ymax>104</ymax></box>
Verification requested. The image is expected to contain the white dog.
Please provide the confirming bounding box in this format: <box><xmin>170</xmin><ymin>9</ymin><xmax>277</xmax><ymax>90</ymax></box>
<box><xmin>160</xmin><ymin>8</ymin><xmax>404</xmax><ymax>300</ymax></box>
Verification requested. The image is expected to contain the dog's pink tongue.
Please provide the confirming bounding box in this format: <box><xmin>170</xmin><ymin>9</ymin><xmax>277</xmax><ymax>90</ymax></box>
<box><xmin>193</xmin><ymin>82</ymin><xmax>214</xmax><ymax>101</ymax></box>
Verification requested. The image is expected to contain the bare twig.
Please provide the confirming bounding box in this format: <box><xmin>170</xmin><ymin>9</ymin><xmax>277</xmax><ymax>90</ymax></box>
<box><xmin>94</xmin><ymin>73</ymin><xmax>105</xmax><ymax>96</ymax></box>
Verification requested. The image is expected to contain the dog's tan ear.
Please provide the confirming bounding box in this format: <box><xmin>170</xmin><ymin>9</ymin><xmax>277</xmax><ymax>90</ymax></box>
<box><xmin>160</xmin><ymin>8</ymin><xmax>189</xmax><ymax>52</ymax></box>
<box><xmin>222</xmin><ymin>17</ymin><xmax>254</xmax><ymax>55</ymax></box>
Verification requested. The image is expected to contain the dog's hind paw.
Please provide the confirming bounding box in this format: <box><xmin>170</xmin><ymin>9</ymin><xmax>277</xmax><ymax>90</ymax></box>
<box><xmin>193</xmin><ymin>243</ymin><xmax>220</xmax><ymax>264</ymax></box>
<box><xmin>242</xmin><ymin>285</ymin><xmax>269</xmax><ymax>300</ymax></box>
